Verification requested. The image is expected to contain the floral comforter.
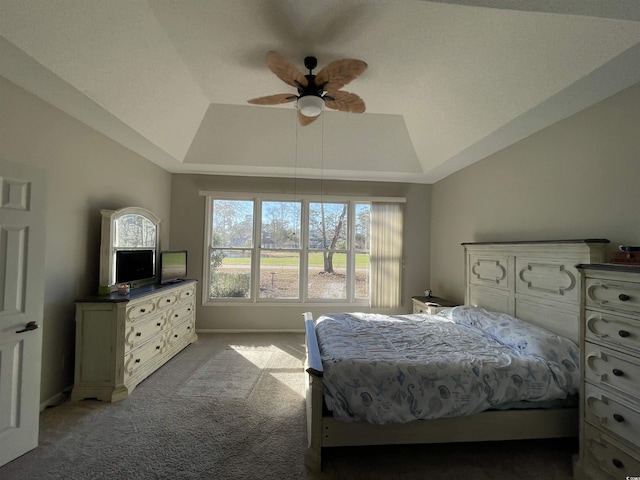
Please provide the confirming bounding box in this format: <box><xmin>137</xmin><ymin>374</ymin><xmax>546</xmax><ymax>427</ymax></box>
<box><xmin>315</xmin><ymin>306</ymin><xmax>579</xmax><ymax>425</ymax></box>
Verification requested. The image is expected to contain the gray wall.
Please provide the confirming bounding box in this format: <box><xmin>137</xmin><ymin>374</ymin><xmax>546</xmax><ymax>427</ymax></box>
<box><xmin>430</xmin><ymin>81</ymin><xmax>640</xmax><ymax>304</ymax></box>
<box><xmin>12</xmin><ymin>64</ymin><xmax>636</xmax><ymax>404</ymax></box>
<box><xmin>170</xmin><ymin>174</ymin><xmax>431</xmax><ymax>330</ymax></box>
<box><xmin>0</xmin><ymin>77</ymin><xmax>173</xmax><ymax>405</ymax></box>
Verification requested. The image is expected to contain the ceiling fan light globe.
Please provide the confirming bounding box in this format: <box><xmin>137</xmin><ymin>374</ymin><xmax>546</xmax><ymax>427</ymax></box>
<box><xmin>297</xmin><ymin>95</ymin><xmax>324</xmax><ymax>117</ymax></box>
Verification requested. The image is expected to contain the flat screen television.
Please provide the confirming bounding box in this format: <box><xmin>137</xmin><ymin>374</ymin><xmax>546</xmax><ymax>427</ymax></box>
<box><xmin>115</xmin><ymin>249</ymin><xmax>155</xmax><ymax>284</ymax></box>
<box><xmin>160</xmin><ymin>250</ymin><xmax>187</xmax><ymax>284</ymax></box>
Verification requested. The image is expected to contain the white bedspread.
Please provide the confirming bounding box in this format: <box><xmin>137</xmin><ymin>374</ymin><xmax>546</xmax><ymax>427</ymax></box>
<box><xmin>315</xmin><ymin>306</ymin><xmax>579</xmax><ymax>425</ymax></box>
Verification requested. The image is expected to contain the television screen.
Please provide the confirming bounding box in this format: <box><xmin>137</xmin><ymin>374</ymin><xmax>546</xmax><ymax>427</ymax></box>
<box><xmin>115</xmin><ymin>250</ymin><xmax>155</xmax><ymax>284</ymax></box>
<box><xmin>160</xmin><ymin>250</ymin><xmax>187</xmax><ymax>284</ymax></box>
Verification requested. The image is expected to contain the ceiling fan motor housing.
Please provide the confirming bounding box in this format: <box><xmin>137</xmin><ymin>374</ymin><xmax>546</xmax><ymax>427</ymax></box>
<box><xmin>297</xmin><ymin>56</ymin><xmax>325</xmax><ymax>99</ymax></box>
<box><xmin>304</xmin><ymin>56</ymin><xmax>318</xmax><ymax>72</ymax></box>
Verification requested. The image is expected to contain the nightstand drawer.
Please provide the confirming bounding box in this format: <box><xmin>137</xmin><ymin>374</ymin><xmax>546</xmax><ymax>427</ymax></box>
<box><xmin>411</xmin><ymin>296</ymin><xmax>455</xmax><ymax>315</ymax></box>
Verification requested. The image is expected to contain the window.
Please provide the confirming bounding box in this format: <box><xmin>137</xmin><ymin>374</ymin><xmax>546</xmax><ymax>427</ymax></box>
<box><xmin>308</xmin><ymin>202</ymin><xmax>348</xmax><ymax>300</ymax></box>
<box><xmin>209</xmin><ymin>199</ymin><xmax>253</xmax><ymax>299</ymax></box>
<box><xmin>260</xmin><ymin>200</ymin><xmax>301</xmax><ymax>300</ymax></box>
<box><xmin>204</xmin><ymin>194</ymin><xmax>401</xmax><ymax>306</ymax></box>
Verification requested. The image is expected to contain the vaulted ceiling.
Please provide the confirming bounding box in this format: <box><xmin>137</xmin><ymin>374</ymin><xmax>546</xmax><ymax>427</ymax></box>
<box><xmin>1</xmin><ymin>1</ymin><xmax>640</xmax><ymax>183</ymax></box>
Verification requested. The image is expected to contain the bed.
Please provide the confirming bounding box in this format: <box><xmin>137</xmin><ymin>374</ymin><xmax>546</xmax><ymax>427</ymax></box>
<box><xmin>303</xmin><ymin>239</ymin><xmax>610</xmax><ymax>471</ymax></box>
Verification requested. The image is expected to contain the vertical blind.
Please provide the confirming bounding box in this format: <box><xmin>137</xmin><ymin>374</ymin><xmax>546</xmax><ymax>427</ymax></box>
<box><xmin>370</xmin><ymin>202</ymin><xmax>404</xmax><ymax>308</ymax></box>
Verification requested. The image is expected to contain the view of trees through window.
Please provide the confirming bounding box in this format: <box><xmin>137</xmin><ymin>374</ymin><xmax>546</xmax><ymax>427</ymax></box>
<box><xmin>207</xmin><ymin>198</ymin><xmax>370</xmax><ymax>302</ymax></box>
<box><xmin>115</xmin><ymin>214</ymin><xmax>156</xmax><ymax>248</ymax></box>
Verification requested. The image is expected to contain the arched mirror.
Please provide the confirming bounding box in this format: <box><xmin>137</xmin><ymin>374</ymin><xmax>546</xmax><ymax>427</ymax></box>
<box><xmin>99</xmin><ymin>207</ymin><xmax>161</xmax><ymax>292</ymax></box>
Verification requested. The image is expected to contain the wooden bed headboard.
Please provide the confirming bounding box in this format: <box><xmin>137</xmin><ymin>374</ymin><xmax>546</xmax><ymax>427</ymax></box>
<box><xmin>463</xmin><ymin>240</ymin><xmax>609</xmax><ymax>343</ymax></box>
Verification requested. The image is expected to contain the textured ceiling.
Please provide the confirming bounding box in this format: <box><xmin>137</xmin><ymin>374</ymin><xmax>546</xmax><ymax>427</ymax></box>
<box><xmin>1</xmin><ymin>0</ymin><xmax>640</xmax><ymax>183</ymax></box>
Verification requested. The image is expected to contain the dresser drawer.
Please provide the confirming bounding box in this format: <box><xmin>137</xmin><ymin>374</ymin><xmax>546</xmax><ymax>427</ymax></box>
<box><xmin>585</xmin><ymin>383</ymin><xmax>640</xmax><ymax>447</ymax></box>
<box><xmin>585</xmin><ymin>278</ymin><xmax>640</xmax><ymax>315</ymax></box>
<box><xmin>583</xmin><ymin>423</ymin><xmax>640</xmax><ymax>479</ymax></box>
<box><xmin>585</xmin><ymin>342</ymin><xmax>640</xmax><ymax>400</ymax></box>
<box><xmin>168</xmin><ymin>302</ymin><xmax>194</xmax><ymax>324</ymax></box>
<box><xmin>585</xmin><ymin>310</ymin><xmax>640</xmax><ymax>356</ymax></box>
<box><xmin>124</xmin><ymin>314</ymin><xmax>166</xmax><ymax>352</ymax></box>
<box><xmin>124</xmin><ymin>336</ymin><xmax>165</xmax><ymax>377</ymax></box>
<box><xmin>126</xmin><ymin>300</ymin><xmax>157</xmax><ymax>322</ymax></box>
<box><xmin>156</xmin><ymin>291</ymin><xmax>179</xmax><ymax>309</ymax></box>
<box><xmin>178</xmin><ymin>285</ymin><xmax>196</xmax><ymax>301</ymax></box>
<box><xmin>166</xmin><ymin>317</ymin><xmax>195</xmax><ymax>347</ymax></box>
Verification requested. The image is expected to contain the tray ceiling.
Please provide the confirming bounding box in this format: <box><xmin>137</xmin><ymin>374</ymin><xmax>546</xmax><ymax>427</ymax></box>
<box><xmin>1</xmin><ymin>0</ymin><xmax>639</xmax><ymax>183</ymax></box>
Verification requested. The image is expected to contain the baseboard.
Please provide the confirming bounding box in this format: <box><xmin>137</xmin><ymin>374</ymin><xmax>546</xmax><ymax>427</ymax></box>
<box><xmin>196</xmin><ymin>329</ymin><xmax>305</xmax><ymax>333</ymax></box>
<box><xmin>40</xmin><ymin>386</ymin><xmax>72</xmax><ymax>412</ymax></box>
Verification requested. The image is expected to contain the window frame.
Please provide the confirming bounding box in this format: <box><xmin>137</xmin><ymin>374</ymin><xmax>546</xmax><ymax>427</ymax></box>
<box><xmin>202</xmin><ymin>192</ymin><xmax>404</xmax><ymax>306</ymax></box>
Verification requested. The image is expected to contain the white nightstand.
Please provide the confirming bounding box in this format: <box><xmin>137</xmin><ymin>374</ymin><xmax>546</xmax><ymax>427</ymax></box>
<box><xmin>411</xmin><ymin>296</ymin><xmax>456</xmax><ymax>315</ymax></box>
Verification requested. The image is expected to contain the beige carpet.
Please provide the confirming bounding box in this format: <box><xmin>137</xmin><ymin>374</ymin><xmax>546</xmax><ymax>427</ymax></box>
<box><xmin>0</xmin><ymin>333</ymin><xmax>577</xmax><ymax>479</ymax></box>
<box><xmin>177</xmin><ymin>347</ymin><xmax>274</xmax><ymax>399</ymax></box>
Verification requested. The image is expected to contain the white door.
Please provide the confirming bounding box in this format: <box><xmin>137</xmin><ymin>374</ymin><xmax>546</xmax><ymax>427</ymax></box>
<box><xmin>0</xmin><ymin>159</ymin><xmax>47</xmax><ymax>466</ymax></box>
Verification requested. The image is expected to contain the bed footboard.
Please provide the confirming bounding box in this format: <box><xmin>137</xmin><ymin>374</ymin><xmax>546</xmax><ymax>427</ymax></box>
<box><xmin>303</xmin><ymin>312</ymin><xmax>324</xmax><ymax>471</ymax></box>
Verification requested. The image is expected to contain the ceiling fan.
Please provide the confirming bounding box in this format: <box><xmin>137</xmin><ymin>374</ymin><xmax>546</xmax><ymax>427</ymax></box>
<box><xmin>248</xmin><ymin>51</ymin><xmax>367</xmax><ymax>126</ymax></box>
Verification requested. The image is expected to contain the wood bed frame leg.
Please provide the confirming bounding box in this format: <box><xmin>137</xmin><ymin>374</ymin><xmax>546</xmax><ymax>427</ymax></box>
<box><xmin>305</xmin><ymin>371</ymin><xmax>324</xmax><ymax>471</ymax></box>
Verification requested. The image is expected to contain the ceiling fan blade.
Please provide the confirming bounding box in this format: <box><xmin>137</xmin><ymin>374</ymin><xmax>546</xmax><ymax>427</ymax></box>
<box><xmin>315</xmin><ymin>59</ymin><xmax>367</xmax><ymax>91</ymax></box>
<box><xmin>323</xmin><ymin>91</ymin><xmax>366</xmax><ymax>113</ymax></box>
<box><xmin>248</xmin><ymin>94</ymin><xmax>297</xmax><ymax>105</ymax></box>
<box><xmin>266</xmin><ymin>51</ymin><xmax>308</xmax><ymax>89</ymax></box>
<box><xmin>298</xmin><ymin>110</ymin><xmax>319</xmax><ymax>126</ymax></box>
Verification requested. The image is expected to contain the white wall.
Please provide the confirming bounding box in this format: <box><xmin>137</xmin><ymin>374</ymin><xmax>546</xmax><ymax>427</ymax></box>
<box><xmin>430</xmin><ymin>81</ymin><xmax>640</xmax><ymax>304</ymax></box>
<box><xmin>170</xmin><ymin>174</ymin><xmax>431</xmax><ymax>330</ymax></box>
<box><xmin>0</xmin><ymin>76</ymin><xmax>173</xmax><ymax>404</ymax></box>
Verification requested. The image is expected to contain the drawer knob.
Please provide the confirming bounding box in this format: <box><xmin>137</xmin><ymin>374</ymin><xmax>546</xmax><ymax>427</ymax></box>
<box><xmin>135</xmin><ymin>359</ymin><xmax>141</xmax><ymax>363</ymax></box>
<box><xmin>612</xmin><ymin>368</ymin><xmax>624</xmax><ymax>377</ymax></box>
<box><xmin>136</xmin><ymin>332</ymin><xmax>142</xmax><ymax>337</ymax></box>
<box><xmin>174</xmin><ymin>334</ymin><xmax>178</xmax><ymax>338</ymax></box>
<box><xmin>613</xmin><ymin>413</ymin><xmax>625</xmax><ymax>423</ymax></box>
<box><xmin>618</xmin><ymin>293</ymin><xmax>631</xmax><ymax>302</ymax></box>
<box><xmin>157</xmin><ymin>322</ymin><xmax>161</xmax><ymax>327</ymax></box>
<box><xmin>140</xmin><ymin>308</ymin><xmax>146</xmax><ymax>313</ymax></box>
<box><xmin>156</xmin><ymin>345</ymin><xmax>161</xmax><ymax>350</ymax></box>
<box><xmin>175</xmin><ymin>314</ymin><xmax>179</xmax><ymax>318</ymax></box>
<box><xmin>618</xmin><ymin>330</ymin><xmax>631</xmax><ymax>338</ymax></box>
<box><xmin>166</xmin><ymin>299</ymin><xmax>171</xmax><ymax>303</ymax></box>
<box><xmin>612</xmin><ymin>458</ymin><xmax>624</xmax><ymax>469</ymax></box>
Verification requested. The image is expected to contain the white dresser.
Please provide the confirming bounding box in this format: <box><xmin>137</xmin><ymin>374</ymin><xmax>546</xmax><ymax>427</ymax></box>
<box><xmin>71</xmin><ymin>280</ymin><xmax>197</xmax><ymax>402</ymax></box>
<box><xmin>575</xmin><ymin>264</ymin><xmax>640</xmax><ymax>479</ymax></box>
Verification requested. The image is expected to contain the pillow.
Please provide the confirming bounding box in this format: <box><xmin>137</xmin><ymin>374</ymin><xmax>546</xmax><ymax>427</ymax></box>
<box><xmin>447</xmin><ymin>306</ymin><xmax>579</xmax><ymax>371</ymax></box>
<box><xmin>436</xmin><ymin>307</ymin><xmax>454</xmax><ymax>319</ymax></box>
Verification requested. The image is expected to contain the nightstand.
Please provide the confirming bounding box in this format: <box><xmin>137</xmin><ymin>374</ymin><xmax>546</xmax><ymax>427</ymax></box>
<box><xmin>411</xmin><ymin>296</ymin><xmax>456</xmax><ymax>314</ymax></box>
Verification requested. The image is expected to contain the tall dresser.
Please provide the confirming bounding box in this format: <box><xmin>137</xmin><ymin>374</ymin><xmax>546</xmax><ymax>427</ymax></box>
<box><xmin>71</xmin><ymin>280</ymin><xmax>197</xmax><ymax>402</ymax></box>
<box><xmin>575</xmin><ymin>264</ymin><xmax>640</xmax><ymax>479</ymax></box>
